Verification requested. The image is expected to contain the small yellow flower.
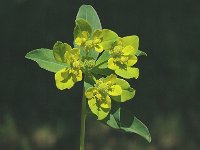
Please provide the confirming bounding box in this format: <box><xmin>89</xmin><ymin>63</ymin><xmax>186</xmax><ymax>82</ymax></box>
<box><xmin>53</xmin><ymin>41</ymin><xmax>83</xmax><ymax>90</ymax></box>
<box><xmin>108</xmin><ymin>36</ymin><xmax>139</xmax><ymax>79</ymax></box>
<box><xmin>85</xmin><ymin>74</ymin><xmax>122</xmax><ymax>120</ymax></box>
<box><xmin>74</xmin><ymin>19</ymin><xmax>118</xmax><ymax>53</ymax></box>
<box><xmin>75</xmin><ymin>29</ymin><xmax>118</xmax><ymax>53</ymax></box>
<box><xmin>55</xmin><ymin>67</ymin><xmax>82</xmax><ymax>90</ymax></box>
<box><xmin>75</xmin><ymin>31</ymin><xmax>90</xmax><ymax>47</ymax></box>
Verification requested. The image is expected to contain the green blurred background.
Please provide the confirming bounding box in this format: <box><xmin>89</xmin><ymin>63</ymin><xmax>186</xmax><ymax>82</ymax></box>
<box><xmin>1</xmin><ymin>0</ymin><xmax>199</xmax><ymax>150</ymax></box>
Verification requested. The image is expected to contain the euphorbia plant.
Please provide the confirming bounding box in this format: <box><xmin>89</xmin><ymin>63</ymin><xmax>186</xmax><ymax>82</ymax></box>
<box><xmin>25</xmin><ymin>5</ymin><xmax>151</xmax><ymax>150</ymax></box>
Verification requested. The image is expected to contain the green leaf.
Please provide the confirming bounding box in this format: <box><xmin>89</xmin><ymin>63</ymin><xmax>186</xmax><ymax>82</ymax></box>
<box><xmin>136</xmin><ymin>50</ymin><xmax>147</xmax><ymax>56</ymax></box>
<box><xmin>95</xmin><ymin>50</ymin><xmax>110</xmax><ymax>69</ymax></box>
<box><xmin>111</xmin><ymin>79</ymin><xmax>136</xmax><ymax>102</ymax></box>
<box><xmin>105</xmin><ymin>107</ymin><xmax>151</xmax><ymax>142</ymax></box>
<box><xmin>76</xmin><ymin>5</ymin><xmax>102</xmax><ymax>32</ymax></box>
<box><xmin>76</xmin><ymin>5</ymin><xmax>102</xmax><ymax>60</ymax></box>
<box><xmin>74</xmin><ymin>18</ymin><xmax>92</xmax><ymax>39</ymax></box>
<box><xmin>106</xmin><ymin>113</ymin><xmax>119</xmax><ymax>129</ymax></box>
<box><xmin>25</xmin><ymin>49</ymin><xmax>68</xmax><ymax>72</ymax></box>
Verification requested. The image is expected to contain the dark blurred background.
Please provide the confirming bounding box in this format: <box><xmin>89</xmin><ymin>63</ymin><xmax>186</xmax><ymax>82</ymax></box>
<box><xmin>0</xmin><ymin>0</ymin><xmax>200</xmax><ymax>150</ymax></box>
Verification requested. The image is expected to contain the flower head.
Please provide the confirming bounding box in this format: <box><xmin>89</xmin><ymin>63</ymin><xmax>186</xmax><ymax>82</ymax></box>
<box><xmin>108</xmin><ymin>36</ymin><xmax>140</xmax><ymax>79</ymax></box>
<box><xmin>75</xmin><ymin>29</ymin><xmax>118</xmax><ymax>53</ymax></box>
<box><xmin>85</xmin><ymin>74</ymin><xmax>122</xmax><ymax>120</ymax></box>
<box><xmin>53</xmin><ymin>41</ymin><xmax>83</xmax><ymax>90</ymax></box>
<box><xmin>74</xmin><ymin>19</ymin><xmax>118</xmax><ymax>53</ymax></box>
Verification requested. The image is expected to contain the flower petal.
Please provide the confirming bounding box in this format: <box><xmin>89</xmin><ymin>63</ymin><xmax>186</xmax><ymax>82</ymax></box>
<box><xmin>76</xmin><ymin>70</ymin><xmax>82</xmax><ymax>81</ymax></box>
<box><xmin>93</xmin><ymin>29</ymin><xmax>103</xmax><ymax>39</ymax></box>
<box><xmin>88</xmin><ymin>97</ymin><xmax>110</xmax><ymax>120</ymax></box>
<box><xmin>100</xmin><ymin>95</ymin><xmax>111</xmax><ymax>109</ymax></box>
<box><xmin>94</xmin><ymin>44</ymin><xmax>104</xmax><ymax>53</ymax></box>
<box><xmin>122</xmin><ymin>35</ymin><xmax>139</xmax><ymax>52</ymax></box>
<box><xmin>85</xmin><ymin>87</ymin><xmax>97</xmax><ymax>99</ymax></box>
<box><xmin>102</xmin><ymin>29</ymin><xmax>118</xmax><ymax>41</ymax></box>
<box><xmin>104</xmin><ymin>74</ymin><xmax>117</xmax><ymax>83</ymax></box>
<box><xmin>53</xmin><ymin>41</ymin><xmax>72</xmax><ymax>63</ymax></box>
<box><xmin>108</xmin><ymin>85</ymin><xmax>122</xmax><ymax>96</ymax></box>
<box><xmin>122</xmin><ymin>46</ymin><xmax>136</xmax><ymax>55</ymax></box>
<box><xmin>55</xmin><ymin>68</ymin><xmax>75</xmax><ymax>90</ymax></box>
<box><xmin>115</xmin><ymin>67</ymin><xmax>139</xmax><ymax>79</ymax></box>
<box><xmin>108</xmin><ymin>58</ymin><xmax>119</xmax><ymax>70</ymax></box>
<box><xmin>75</xmin><ymin>37</ymin><xmax>83</xmax><ymax>46</ymax></box>
<box><xmin>100</xmin><ymin>29</ymin><xmax>118</xmax><ymax>50</ymax></box>
<box><xmin>127</xmin><ymin>55</ymin><xmax>137</xmax><ymax>66</ymax></box>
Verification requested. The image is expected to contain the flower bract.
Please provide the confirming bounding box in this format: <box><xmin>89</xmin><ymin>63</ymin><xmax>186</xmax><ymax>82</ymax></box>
<box><xmin>108</xmin><ymin>36</ymin><xmax>140</xmax><ymax>79</ymax></box>
<box><xmin>85</xmin><ymin>74</ymin><xmax>122</xmax><ymax>120</ymax></box>
<box><xmin>74</xmin><ymin>19</ymin><xmax>118</xmax><ymax>53</ymax></box>
<box><xmin>53</xmin><ymin>41</ymin><xmax>83</xmax><ymax>90</ymax></box>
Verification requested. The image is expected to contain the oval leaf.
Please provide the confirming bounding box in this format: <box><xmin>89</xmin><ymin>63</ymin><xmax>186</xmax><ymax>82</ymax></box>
<box><xmin>104</xmin><ymin>107</ymin><xmax>151</xmax><ymax>142</ymax></box>
<box><xmin>75</xmin><ymin>5</ymin><xmax>102</xmax><ymax>60</ymax></box>
<box><xmin>25</xmin><ymin>49</ymin><xmax>68</xmax><ymax>72</ymax></box>
<box><xmin>74</xmin><ymin>18</ymin><xmax>92</xmax><ymax>39</ymax></box>
<box><xmin>76</xmin><ymin>5</ymin><xmax>102</xmax><ymax>32</ymax></box>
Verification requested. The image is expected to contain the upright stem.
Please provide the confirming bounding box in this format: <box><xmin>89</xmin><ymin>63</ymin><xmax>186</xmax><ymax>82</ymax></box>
<box><xmin>80</xmin><ymin>88</ymin><xmax>87</xmax><ymax>150</ymax></box>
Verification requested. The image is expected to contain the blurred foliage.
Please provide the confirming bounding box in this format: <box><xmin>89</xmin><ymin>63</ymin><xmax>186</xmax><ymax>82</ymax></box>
<box><xmin>0</xmin><ymin>0</ymin><xmax>200</xmax><ymax>150</ymax></box>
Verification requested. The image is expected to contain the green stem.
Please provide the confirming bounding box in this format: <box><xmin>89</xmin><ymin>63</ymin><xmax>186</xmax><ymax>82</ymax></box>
<box><xmin>80</xmin><ymin>87</ymin><xmax>87</xmax><ymax>150</ymax></box>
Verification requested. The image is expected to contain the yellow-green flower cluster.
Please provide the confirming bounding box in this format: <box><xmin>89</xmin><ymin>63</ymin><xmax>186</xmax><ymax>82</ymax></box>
<box><xmin>52</xmin><ymin>18</ymin><xmax>143</xmax><ymax>120</ymax></box>
<box><xmin>108</xmin><ymin>36</ymin><xmax>139</xmax><ymax>79</ymax></box>
<box><xmin>85</xmin><ymin>75</ymin><xmax>122</xmax><ymax>120</ymax></box>
<box><xmin>53</xmin><ymin>42</ymin><xmax>83</xmax><ymax>90</ymax></box>
<box><xmin>75</xmin><ymin>30</ymin><xmax>103</xmax><ymax>52</ymax></box>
